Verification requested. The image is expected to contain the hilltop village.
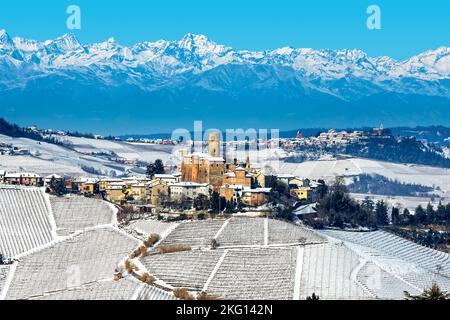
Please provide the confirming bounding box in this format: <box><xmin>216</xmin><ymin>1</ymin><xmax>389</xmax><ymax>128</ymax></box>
<box><xmin>0</xmin><ymin>132</ymin><xmax>324</xmax><ymax>218</ymax></box>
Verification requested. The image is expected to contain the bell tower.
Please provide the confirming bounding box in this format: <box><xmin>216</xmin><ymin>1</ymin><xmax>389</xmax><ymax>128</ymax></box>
<box><xmin>208</xmin><ymin>132</ymin><xmax>220</xmax><ymax>158</ymax></box>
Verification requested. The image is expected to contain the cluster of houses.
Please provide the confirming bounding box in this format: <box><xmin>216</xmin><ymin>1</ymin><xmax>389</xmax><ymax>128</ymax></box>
<box><xmin>281</xmin><ymin>129</ymin><xmax>366</xmax><ymax>149</ymax></box>
<box><xmin>0</xmin><ymin>171</ymin><xmax>44</xmax><ymax>186</ymax></box>
<box><xmin>0</xmin><ymin>171</ymin><xmax>97</xmax><ymax>194</ymax></box>
<box><xmin>0</xmin><ymin>133</ymin><xmax>325</xmax><ymax>213</ymax></box>
<box><xmin>0</xmin><ymin>167</ymin><xmax>323</xmax><ymax>214</ymax></box>
<box><xmin>0</xmin><ymin>141</ymin><xmax>30</xmax><ymax>156</ymax></box>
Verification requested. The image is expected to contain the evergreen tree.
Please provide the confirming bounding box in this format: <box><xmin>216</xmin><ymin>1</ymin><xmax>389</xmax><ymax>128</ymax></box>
<box><xmin>361</xmin><ymin>197</ymin><xmax>374</xmax><ymax>212</ymax></box>
<box><xmin>193</xmin><ymin>194</ymin><xmax>210</xmax><ymax>211</ymax></box>
<box><xmin>146</xmin><ymin>159</ymin><xmax>165</xmax><ymax>178</ymax></box>
<box><xmin>236</xmin><ymin>194</ymin><xmax>243</xmax><ymax>212</ymax></box>
<box><xmin>415</xmin><ymin>205</ymin><xmax>427</xmax><ymax>225</ymax></box>
<box><xmin>391</xmin><ymin>207</ymin><xmax>400</xmax><ymax>225</ymax></box>
<box><xmin>436</xmin><ymin>202</ymin><xmax>446</xmax><ymax>223</ymax></box>
<box><xmin>154</xmin><ymin>159</ymin><xmax>165</xmax><ymax>174</ymax></box>
<box><xmin>210</xmin><ymin>191</ymin><xmax>225</xmax><ymax>213</ymax></box>
<box><xmin>405</xmin><ymin>282</ymin><xmax>450</xmax><ymax>300</ymax></box>
<box><xmin>225</xmin><ymin>201</ymin><xmax>235</xmax><ymax>214</ymax></box>
<box><xmin>426</xmin><ymin>203</ymin><xmax>436</xmax><ymax>224</ymax></box>
<box><xmin>375</xmin><ymin>200</ymin><xmax>389</xmax><ymax>225</ymax></box>
<box><xmin>48</xmin><ymin>177</ymin><xmax>67</xmax><ymax>196</ymax></box>
<box><xmin>401</xmin><ymin>208</ymin><xmax>413</xmax><ymax>225</ymax></box>
<box><xmin>316</xmin><ymin>179</ymin><xmax>328</xmax><ymax>199</ymax></box>
<box><xmin>306</xmin><ymin>293</ymin><xmax>320</xmax><ymax>300</ymax></box>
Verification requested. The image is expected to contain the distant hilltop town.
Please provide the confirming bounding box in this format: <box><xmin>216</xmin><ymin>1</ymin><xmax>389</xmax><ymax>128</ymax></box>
<box><xmin>282</xmin><ymin>124</ymin><xmax>391</xmax><ymax>149</ymax></box>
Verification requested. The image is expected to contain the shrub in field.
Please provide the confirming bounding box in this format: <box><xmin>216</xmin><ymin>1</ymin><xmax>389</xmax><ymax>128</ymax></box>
<box><xmin>139</xmin><ymin>273</ymin><xmax>156</xmax><ymax>285</ymax></box>
<box><xmin>144</xmin><ymin>234</ymin><xmax>161</xmax><ymax>247</ymax></box>
<box><xmin>130</xmin><ymin>247</ymin><xmax>141</xmax><ymax>259</ymax></box>
<box><xmin>139</xmin><ymin>245</ymin><xmax>148</xmax><ymax>257</ymax></box>
<box><xmin>210</xmin><ymin>239</ymin><xmax>217</xmax><ymax>250</ymax></box>
<box><xmin>124</xmin><ymin>259</ymin><xmax>133</xmax><ymax>274</ymax></box>
<box><xmin>158</xmin><ymin>245</ymin><xmax>191</xmax><ymax>254</ymax></box>
<box><xmin>173</xmin><ymin>288</ymin><xmax>193</xmax><ymax>300</ymax></box>
<box><xmin>197</xmin><ymin>292</ymin><xmax>221</xmax><ymax>300</ymax></box>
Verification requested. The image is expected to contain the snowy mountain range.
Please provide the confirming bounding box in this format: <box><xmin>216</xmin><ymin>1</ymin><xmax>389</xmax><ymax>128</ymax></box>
<box><xmin>0</xmin><ymin>29</ymin><xmax>449</xmax><ymax>134</ymax></box>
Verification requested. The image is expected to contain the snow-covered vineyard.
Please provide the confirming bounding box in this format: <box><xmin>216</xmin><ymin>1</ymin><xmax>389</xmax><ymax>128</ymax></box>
<box><xmin>1</xmin><ymin>187</ymin><xmax>450</xmax><ymax>300</ymax></box>
<box><xmin>50</xmin><ymin>196</ymin><xmax>117</xmax><ymax>236</ymax></box>
<box><xmin>0</xmin><ymin>187</ymin><xmax>55</xmax><ymax>257</ymax></box>
<box><xmin>135</xmin><ymin>217</ymin><xmax>450</xmax><ymax>300</ymax></box>
<box><xmin>0</xmin><ymin>187</ymin><xmax>177</xmax><ymax>300</ymax></box>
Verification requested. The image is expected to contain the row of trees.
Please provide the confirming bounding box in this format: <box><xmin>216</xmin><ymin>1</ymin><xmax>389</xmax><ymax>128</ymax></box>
<box><xmin>309</xmin><ymin>178</ymin><xmax>450</xmax><ymax>250</ymax></box>
<box><xmin>313</xmin><ymin>178</ymin><xmax>388</xmax><ymax>229</ymax></box>
<box><xmin>348</xmin><ymin>173</ymin><xmax>435</xmax><ymax>197</ymax></box>
<box><xmin>0</xmin><ymin>118</ymin><xmax>73</xmax><ymax>148</ymax></box>
<box><xmin>312</xmin><ymin>178</ymin><xmax>450</xmax><ymax>229</ymax></box>
<box><xmin>195</xmin><ymin>192</ymin><xmax>243</xmax><ymax>214</ymax></box>
<box><xmin>392</xmin><ymin>202</ymin><xmax>450</xmax><ymax>226</ymax></box>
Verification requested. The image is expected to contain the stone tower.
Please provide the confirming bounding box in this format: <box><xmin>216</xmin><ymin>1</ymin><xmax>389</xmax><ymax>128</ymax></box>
<box><xmin>191</xmin><ymin>155</ymin><xmax>200</xmax><ymax>182</ymax></box>
<box><xmin>208</xmin><ymin>132</ymin><xmax>220</xmax><ymax>158</ymax></box>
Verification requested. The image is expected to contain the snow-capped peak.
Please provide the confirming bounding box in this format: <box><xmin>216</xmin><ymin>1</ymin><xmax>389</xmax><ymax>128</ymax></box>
<box><xmin>270</xmin><ymin>47</ymin><xmax>295</xmax><ymax>55</ymax></box>
<box><xmin>13</xmin><ymin>37</ymin><xmax>42</xmax><ymax>52</ymax></box>
<box><xmin>0</xmin><ymin>29</ymin><xmax>14</xmax><ymax>48</ymax></box>
<box><xmin>178</xmin><ymin>33</ymin><xmax>211</xmax><ymax>50</ymax></box>
<box><xmin>176</xmin><ymin>33</ymin><xmax>231</xmax><ymax>56</ymax></box>
<box><xmin>43</xmin><ymin>33</ymin><xmax>82</xmax><ymax>53</ymax></box>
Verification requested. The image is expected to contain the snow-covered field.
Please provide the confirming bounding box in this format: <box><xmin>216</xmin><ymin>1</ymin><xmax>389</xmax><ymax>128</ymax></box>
<box><xmin>350</xmin><ymin>193</ymin><xmax>446</xmax><ymax>211</ymax></box>
<box><xmin>207</xmin><ymin>248</ymin><xmax>297</xmax><ymax>300</ymax></box>
<box><xmin>0</xmin><ymin>266</ymin><xmax>11</xmax><ymax>295</ymax></box>
<box><xmin>60</xmin><ymin>135</ymin><xmax>174</xmax><ymax>163</ymax></box>
<box><xmin>275</xmin><ymin>158</ymin><xmax>450</xmax><ymax>191</ymax></box>
<box><xmin>0</xmin><ymin>133</ymin><xmax>178</xmax><ymax>177</ymax></box>
<box><xmin>0</xmin><ymin>190</ymin><xmax>179</xmax><ymax>300</ymax></box>
<box><xmin>300</xmin><ymin>243</ymin><xmax>373</xmax><ymax>300</ymax></box>
<box><xmin>0</xmin><ymin>187</ymin><xmax>55</xmax><ymax>257</ymax></box>
<box><xmin>268</xmin><ymin>219</ymin><xmax>326</xmax><ymax>245</ymax></box>
<box><xmin>160</xmin><ymin>220</ymin><xmax>227</xmax><ymax>247</ymax></box>
<box><xmin>32</xmin><ymin>278</ymin><xmax>175</xmax><ymax>300</ymax></box>
<box><xmin>134</xmin><ymin>217</ymin><xmax>450</xmax><ymax>300</ymax></box>
<box><xmin>272</xmin><ymin>158</ymin><xmax>450</xmax><ymax>205</ymax></box>
<box><xmin>50</xmin><ymin>195</ymin><xmax>117</xmax><ymax>236</ymax></box>
<box><xmin>2</xmin><ymin>206</ymin><xmax>449</xmax><ymax>300</ymax></box>
<box><xmin>129</xmin><ymin>219</ymin><xmax>177</xmax><ymax>239</ymax></box>
<box><xmin>320</xmin><ymin>230</ymin><xmax>450</xmax><ymax>295</ymax></box>
<box><xmin>0</xmin><ymin>134</ymin><xmax>126</xmax><ymax>177</ymax></box>
<box><xmin>5</xmin><ymin>227</ymin><xmax>139</xmax><ymax>300</ymax></box>
<box><xmin>142</xmin><ymin>250</ymin><xmax>223</xmax><ymax>290</ymax></box>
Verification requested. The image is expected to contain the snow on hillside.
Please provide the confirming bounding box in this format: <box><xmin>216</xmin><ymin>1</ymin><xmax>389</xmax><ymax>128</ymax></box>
<box><xmin>61</xmin><ymin>135</ymin><xmax>173</xmax><ymax>163</ymax></box>
<box><xmin>274</xmin><ymin>156</ymin><xmax>450</xmax><ymax>209</ymax></box>
<box><xmin>350</xmin><ymin>193</ymin><xmax>446</xmax><ymax>212</ymax></box>
<box><xmin>0</xmin><ymin>133</ymin><xmax>178</xmax><ymax>177</ymax></box>
<box><xmin>0</xmin><ymin>134</ymin><xmax>126</xmax><ymax>176</ymax></box>
<box><xmin>274</xmin><ymin>158</ymin><xmax>450</xmax><ymax>197</ymax></box>
<box><xmin>0</xmin><ymin>187</ymin><xmax>55</xmax><ymax>257</ymax></box>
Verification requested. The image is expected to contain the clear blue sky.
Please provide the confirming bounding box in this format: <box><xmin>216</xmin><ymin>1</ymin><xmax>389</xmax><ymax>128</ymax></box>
<box><xmin>0</xmin><ymin>0</ymin><xmax>448</xmax><ymax>60</ymax></box>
